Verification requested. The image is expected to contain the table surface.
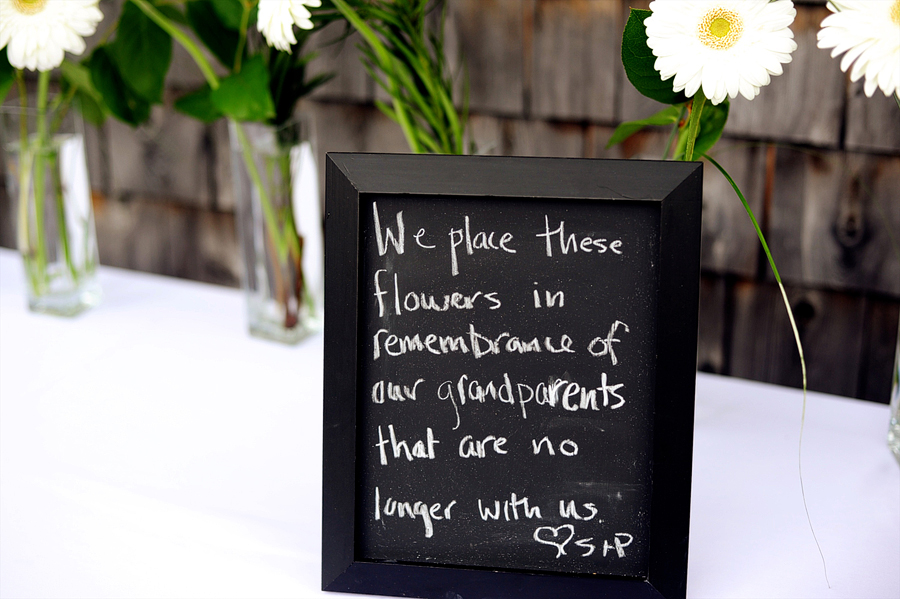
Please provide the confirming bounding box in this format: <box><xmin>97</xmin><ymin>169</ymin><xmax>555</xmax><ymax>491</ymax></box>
<box><xmin>1</xmin><ymin>248</ymin><xmax>897</xmax><ymax>599</ymax></box>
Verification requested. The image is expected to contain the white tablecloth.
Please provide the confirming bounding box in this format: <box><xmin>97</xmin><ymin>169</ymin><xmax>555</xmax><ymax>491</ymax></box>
<box><xmin>1</xmin><ymin>248</ymin><xmax>897</xmax><ymax>599</ymax></box>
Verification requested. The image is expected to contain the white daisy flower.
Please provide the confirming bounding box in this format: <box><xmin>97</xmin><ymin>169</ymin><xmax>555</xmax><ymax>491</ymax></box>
<box><xmin>817</xmin><ymin>0</ymin><xmax>900</xmax><ymax>98</ymax></box>
<box><xmin>645</xmin><ymin>0</ymin><xmax>798</xmax><ymax>105</ymax></box>
<box><xmin>257</xmin><ymin>0</ymin><xmax>322</xmax><ymax>52</ymax></box>
<box><xmin>0</xmin><ymin>0</ymin><xmax>103</xmax><ymax>71</ymax></box>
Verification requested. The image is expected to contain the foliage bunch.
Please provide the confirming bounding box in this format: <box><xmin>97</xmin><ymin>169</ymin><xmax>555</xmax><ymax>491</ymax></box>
<box><xmin>331</xmin><ymin>0</ymin><xmax>468</xmax><ymax>154</ymax></box>
<box><xmin>81</xmin><ymin>0</ymin><xmax>338</xmax><ymax>129</ymax></box>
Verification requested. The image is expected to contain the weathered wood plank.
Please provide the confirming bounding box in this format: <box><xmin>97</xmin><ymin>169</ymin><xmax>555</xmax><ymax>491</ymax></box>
<box><xmin>466</xmin><ymin>114</ymin><xmax>504</xmax><ymax>155</ymax></box>
<box><xmin>308</xmin><ymin>101</ymin><xmax>410</xmax><ymax>205</ymax></box>
<box><xmin>307</xmin><ymin>23</ymin><xmax>373</xmax><ymax>104</ymax></box>
<box><xmin>700</xmin><ymin>142</ymin><xmax>768</xmax><ymax>278</ymax></box>
<box><xmin>192</xmin><ymin>209</ymin><xmax>241</xmax><ymax>287</ymax></box>
<box><xmin>724</xmin><ymin>4</ymin><xmax>844</xmax><ymax>147</ymax></box>
<box><xmin>207</xmin><ymin>118</ymin><xmax>233</xmax><ymax>212</ymax></box>
<box><xmin>531</xmin><ymin>0</ymin><xmax>620</xmax><ymax>122</ymax></box>
<box><xmin>617</xmin><ymin>92</ymin><xmax>669</xmax><ymax>128</ymax></box>
<box><xmin>502</xmin><ymin>118</ymin><xmax>585</xmax><ymax>157</ymax></box>
<box><xmin>697</xmin><ymin>274</ymin><xmax>727</xmax><ymax>375</ymax></box>
<box><xmin>106</xmin><ymin>104</ymin><xmax>215</xmax><ymax>209</ymax></box>
<box><xmin>309</xmin><ymin>101</ymin><xmax>409</xmax><ymax>155</ymax></box>
<box><xmin>729</xmin><ymin>281</ymin><xmax>867</xmax><ymax>399</ymax></box>
<box><xmin>859</xmin><ymin>297</ymin><xmax>900</xmax><ymax>404</ymax></box>
<box><xmin>769</xmin><ymin>149</ymin><xmax>900</xmax><ymax>297</ymax></box>
<box><xmin>845</xmin><ymin>80</ymin><xmax>900</xmax><ymax>154</ymax></box>
<box><xmin>83</xmin><ymin>121</ymin><xmax>110</xmax><ymax>200</ymax></box>
<box><xmin>593</xmin><ymin>128</ymin><xmax>765</xmax><ymax>277</ymax></box>
<box><xmin>587</xmin><ymin>125</ymin><xmax>669</xmax><ymax>160</ymax></box>
<box><xmin>445</xmin><ymin>0</ymin><xmax>526</xmax><ymax>116</ymax></box>
<box><xmin>94</xmin><ymin>196</ymin><xmax>239</xmax><ymax>286</ymax></box>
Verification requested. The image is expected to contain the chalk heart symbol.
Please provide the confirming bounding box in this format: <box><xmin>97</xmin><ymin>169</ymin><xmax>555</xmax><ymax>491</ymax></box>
<box><xmin>533</xmin><ymin>524</ymin><xmax>575</xmax><ymax>558</ymax></box>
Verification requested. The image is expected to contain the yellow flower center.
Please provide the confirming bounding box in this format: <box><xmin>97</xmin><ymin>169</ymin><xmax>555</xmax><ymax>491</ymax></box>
<box><xmin>891</xmin><ymin>0</ymin><xmax>900</xmax><ymax>25</ymax></box>
<box><xmin>698</xmin><ymin>7</ymin><xmax>744</xmax><ymax>50</ymax></box>
<box><xmin>12</xmin><ymin>0</ymin><xmax>47</xmax><ymax>15</ymax></box>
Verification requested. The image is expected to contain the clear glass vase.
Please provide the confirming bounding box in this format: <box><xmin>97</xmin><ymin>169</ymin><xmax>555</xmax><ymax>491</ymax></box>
<box><xmin>228</xmin><ymin>116</ymin><xmax>323</xmax><ymax>344</ymax></box>
<box><xmin>888</xmin><ymin>322</ymin><xmax>900</xmax><ymax>464</ymax></box>
<box><xmin>1</xmin><ymin>106</ymin><xmax>101</xmax><ymax>316</ymax></box>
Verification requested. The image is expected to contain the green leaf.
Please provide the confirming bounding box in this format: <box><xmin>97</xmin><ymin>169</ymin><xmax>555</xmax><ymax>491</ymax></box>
<box><xmin>60</xmin><ymin>60</ymin><xmax>109</xmax><ymax>126</ymax></box>
<box><xmin>186</xmin><ymin>1</ymin><xmax>242</xmax><ymax>69</ymax></box>
<box><xmin>210</xmin><ymin>0</ymin><xmax>248</xmax><ymax>29</ymax></box>
<box><xmin>676</xmin><ymin>98</ymin><xmax>729</xmax><ymax>160</ymax></box>
<box><xmin>622</xmin><ymin>9</ymin><xmax>688</xmax><ymax>106</ymax></box>
<box><xmin>0</xmin><ymin>48</ymin><xmax>14</xmax><ymax>105</ymax></box>
<box><xmin>174</xmin><ymin>86</ymin><xmax>222</xmax><ymax>123</ymax></box>
<box><xmin>111</xmin><ymin>0</ymin><xmax>172</xmax><ymax>103</ymax></box>
<box><xmin>606</xmin><ymin>105</ymin><xmax>681</xmax><ymax>148</ymax></box>
<box><xmin>89</xmin><ymin>47</ymin><xmax>151</xmax><ymax>126</ymax></box>
<box><xmin>210</xmin><ymin>56</ymin><xmax>275</xmax><ymax>122</ymax></box>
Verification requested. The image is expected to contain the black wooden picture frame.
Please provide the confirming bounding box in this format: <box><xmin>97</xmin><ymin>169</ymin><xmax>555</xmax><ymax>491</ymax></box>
<box><xmin>323</xmin><ymin>153</ymin><xmax>702</xmax><ymax>599</ymax></box>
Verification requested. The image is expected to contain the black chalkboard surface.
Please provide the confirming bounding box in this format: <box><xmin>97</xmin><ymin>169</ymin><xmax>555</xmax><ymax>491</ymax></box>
<box><xmin>323</xmin><ymin>153</ymin><xmax>702</xmax><ymax>599</ymax></box>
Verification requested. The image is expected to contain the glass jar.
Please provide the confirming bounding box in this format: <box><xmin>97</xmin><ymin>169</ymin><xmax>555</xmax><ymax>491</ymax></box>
<box><xmin>1</xmin><ymin>105</ymin><xmax>101</xmax><ymax>316</ymax></box>
<box><xmin>228</xmin><ymin>116</ymin><xmax>323</xmax><ymax>343</ymax></box>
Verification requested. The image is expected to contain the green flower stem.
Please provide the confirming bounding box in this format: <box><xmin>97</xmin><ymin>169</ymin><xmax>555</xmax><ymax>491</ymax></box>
<box><xmin>684</xmin><ymin>91</ymin><xmax>706</xmax><ymax>162</ymax></box>
<box><xmin>16</xmin><ymin>71</ymin><xmax>27</xmax><ymax>143</ymax></box>
<box><xmin>52</xmin><ymin>151</ymin><xmax>77</xmax><ymax>282</ymax></box>
<box><xmin>31</xmin><ymin>71</ymin><xmax>51</xmax><ymax>291</ymax></box>
<box><xmin>234</xmin><ymin>1</ymin><xmax>253</xmax><ymax>73</ymax></box>
<box><xmin>12</xmin><ymin>71</ymin><xmax>38</xmax><ymax>294</ymax></box>
<box><xmin>704</xmin><ymin>152</ymin><xmax>829</xmax><ymax>587</ymax></box>
<box><xmin>14</xmin><ymin>71</ymin><xmax>30</xmax><ymax>284</ymax></box>
<box><xmin>15</xmin><ymin>136</ymin><xmax>36</xmax><ymax>291</ymax></box>
<box><xmin>131</xmin><ymin>0</ymin><xmax>220</xmax><ymax>90</ymax></box>
<box><xmin>663</xmin><ymin>104</ymin><xmax>687</xmax><ymax>160</ymax></box>
<box><xmin>276</xmin><ymin>153</ymin><xmax>302</xmax><ymax>260</ymax></box>
<box><xmin>233</xmin><ymin>120</ymin><xmax>288</xmax><ymax>262</ymax></box>
<box><xmin>276</xmin><ymin>152</ymin><xmax>304</xmax><ymax>327</ymax></box>
<box><xmin>49</xmin><ymin>85</ymin><xmax>77</xmax><ymax>135</ymax></box>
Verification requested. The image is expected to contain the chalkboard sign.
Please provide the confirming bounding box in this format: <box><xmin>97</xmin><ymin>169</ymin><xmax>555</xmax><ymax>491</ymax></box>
<box><xmin>323</xmin><ymin>153</ymin><xmax>702</xmax><ymax>599</ymax></box>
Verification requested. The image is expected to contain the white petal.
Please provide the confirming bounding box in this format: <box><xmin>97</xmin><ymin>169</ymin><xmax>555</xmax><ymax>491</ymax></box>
<box><xmin>739</xmin><ymin>78</ymin><xmax>759</xmax><ymax>101</ymax></box>
<box><xmin>863</xmin><ymin>74</ymin><xmax>878</xmax><ymax>97</ymax></box>
<box><xmin>6</xmin><ymin>35</ymin><xmax>28</xmax><ymax>70</ymax></box>
<box><xmin>682</xmin><ymin>71</ymin><xmax>703</xmax><ymax>98</ymax></box>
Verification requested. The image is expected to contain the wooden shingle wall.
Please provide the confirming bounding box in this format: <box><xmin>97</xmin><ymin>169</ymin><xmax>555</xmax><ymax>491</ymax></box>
<box><xmin>1</xmin><ymin>0</ymin><xmax>897</xmax><ymax>401</ymax></box>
